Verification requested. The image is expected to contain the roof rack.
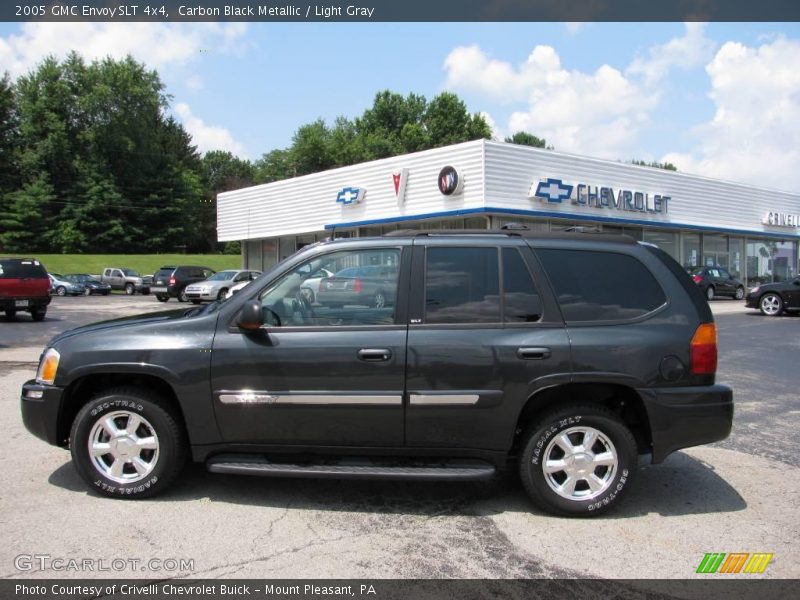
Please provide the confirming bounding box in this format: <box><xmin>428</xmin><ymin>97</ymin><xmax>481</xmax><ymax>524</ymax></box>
<box><xmin>382</xmin><ymin>228</ymin><xmax>636</xmax><ymax>244</ymax></box>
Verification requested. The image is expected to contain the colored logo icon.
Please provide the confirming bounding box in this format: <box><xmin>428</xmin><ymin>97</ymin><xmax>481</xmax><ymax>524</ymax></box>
<box><xmin>696</xmin><ymin>553</ymin><xmax>773</xmax><ymax>574</ymax></box>
<box><xmin>438</xmin><ymin>166</ymin><xmax>463</xmax><ymax>196</ymax></box>
<box><xmin>336</xmin><ymin>187</ymin><xmax>366</xmax><ymax>206</ymax></box>
<box><xmin>534</xmin><ymin>178</ymin><xmax>573</xmax><ymax>203</ymax></box>
<box><xmin>393</xmin><ymin>168</ymin><xmax>409</xmax><ymax>205</ymax></box>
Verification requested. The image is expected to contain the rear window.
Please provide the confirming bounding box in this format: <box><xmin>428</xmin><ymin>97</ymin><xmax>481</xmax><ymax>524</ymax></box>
<box><xmin>536</xmin><ymin>249</ymin><xmax>666</xmax><ymax>322</ymax></box>
<box><xmin>0</xmin><ymin>259</ymin><xmax>48</xmax><ymax>279</ymax></box>
<box><xmin>155</xmin><ymin>268</ymin><xmax>175</xmax><ymax>278</ymax></box>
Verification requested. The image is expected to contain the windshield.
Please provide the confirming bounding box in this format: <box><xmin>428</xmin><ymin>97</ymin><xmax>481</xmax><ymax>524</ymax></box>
<box><xmin>122</xmin><ymin>269</ymin><xmax>140</xmax><ymax>276</ymax></box>
<box><xmin>208</xmin><ymin>270</ymin><xmax>237</xmax><ymax>281</ymax></box>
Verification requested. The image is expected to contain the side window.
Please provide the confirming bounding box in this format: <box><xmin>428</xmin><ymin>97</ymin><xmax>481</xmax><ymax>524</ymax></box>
<box><xmin>259</xmin><ymin>248</ymin><xmax>401</xmax><ymax>327</ymax></box>
<box><xmin>425</xmin><ymin>247</ymin><xmax>500</xmax><ymax>324</ymax></box>
<box><xmin>502</xmin><ymin>248</ymin><xmax>542</xmax><ymax>322</ymax></box>
<box><xmin>718</xmin><ymin>268</ymin><xmax>730</xmax><ymax>278</ymax></box>
<box><xmin>104</xmin><ymin>269</ymin><xmax>111</xmax><ymax>277</ymax></box>
<box><xmin>113</xmin><ymin>270</ymin><xmax>123</xmax><ymax>277</ymax></box>
<box><xmin>536</xmin><ymin>249</ymin><xmax>666</xmax><ymax>322</ymax></box>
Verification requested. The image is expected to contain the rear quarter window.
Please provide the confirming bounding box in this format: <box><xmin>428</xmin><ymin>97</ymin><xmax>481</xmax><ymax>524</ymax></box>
<box><xmin>535</xmin><ymin>249</ymin><xmax>666</xmax><ymax>322</ymax></box>
<box><xmin>0</xmin><ymin>259</ymin><xmax>48</xmax><ymax>279</ymax></box>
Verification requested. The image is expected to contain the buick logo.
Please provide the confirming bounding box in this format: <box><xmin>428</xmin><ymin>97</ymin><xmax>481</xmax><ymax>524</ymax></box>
<box><xmin>438</xmin><ymin>166</ymin><xmax>463</xmax><ymax>196</ymax></box>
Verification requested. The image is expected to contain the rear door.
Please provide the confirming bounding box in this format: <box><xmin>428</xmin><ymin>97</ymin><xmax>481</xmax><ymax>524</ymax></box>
<box><xmin>404</xmin><ymin>238</ymin><xmax>571</xmax><ymax>451</ymax></box>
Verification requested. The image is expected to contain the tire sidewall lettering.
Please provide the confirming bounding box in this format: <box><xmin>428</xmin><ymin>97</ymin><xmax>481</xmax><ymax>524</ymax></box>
<box><xmin>90</xmin><ymin>400</ymin><xmax>144</xmax><ymax>418</ymax></box>
<box><xmin>531</xmin><ymin>415</ymin><xmax>581</xmax><ymax>466</ymax></box>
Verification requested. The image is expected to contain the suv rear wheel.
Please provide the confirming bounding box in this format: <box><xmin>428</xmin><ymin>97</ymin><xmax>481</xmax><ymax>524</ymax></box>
<box><xmin>70</xmin><ymin>388</ymin><xmax>186</xmax><ymax>498</ymax></box>
<box><xmin>30</xmin><ymin>307</ymin><xmax>46</xmax><ymax>321</ymax></box>
<box><xmin>4</xmin><ymin>309</ymin><xmax>15</xmax><ymax>320</ymax></box>
<box><xmin>178</xmin><ymin>288</ymin><xmax>188</xmax><ymax>303</ymax></box>
<box><xmin>519</xmin><ymin>404</ymin><xmax>637</xmax><ymax>516</ymax></box>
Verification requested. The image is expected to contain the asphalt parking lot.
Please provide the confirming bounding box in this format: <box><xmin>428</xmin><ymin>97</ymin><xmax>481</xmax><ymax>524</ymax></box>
<box><xmin>0</xmin><ymin>295</ymin><xmax>798</xmax><ymax>580</ymax></box>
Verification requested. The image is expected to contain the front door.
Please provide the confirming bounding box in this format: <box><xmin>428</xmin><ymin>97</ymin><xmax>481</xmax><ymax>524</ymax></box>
<box><xmin>211</xmin><ymin>245</ymin><xmax>410</xmax><ymax>446</ymax></box>
<box><xmin>404</xmin><ymin>241</ymin><xmax>571</xmax><ymax>451</ymax></box>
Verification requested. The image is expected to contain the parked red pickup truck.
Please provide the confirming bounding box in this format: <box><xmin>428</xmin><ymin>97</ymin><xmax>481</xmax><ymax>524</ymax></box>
<box><xmin>0</xmin><ymin>258</ymin><xmax>51</xmax><ymax>321</ymax></box>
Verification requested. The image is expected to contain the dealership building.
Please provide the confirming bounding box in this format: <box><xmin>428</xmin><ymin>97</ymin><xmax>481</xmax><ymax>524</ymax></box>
<box><xmin>218</xmin><ymin>139</ymin><xmax>800</xmax><ymax>288</ymax></box>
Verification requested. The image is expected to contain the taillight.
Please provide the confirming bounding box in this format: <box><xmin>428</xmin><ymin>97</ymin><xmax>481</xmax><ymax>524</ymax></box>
<box><xmin>690</xmin><ymin>323</ymin><xmax>717</xmax><ymax>375</ymax></box>
<box><xmin>169</xmin><ymin>277</ymin><xmax>176</xmax><ymax>286</ymax></box>
<box><xmin>692</xmin><ymin>275</ymin><xmax>702</xmax><ymax>283</ymax></box>
<box><xmin>353</xmin><ymin>278</ymin><xmax>362</xmax><ymax>292</ymax></box>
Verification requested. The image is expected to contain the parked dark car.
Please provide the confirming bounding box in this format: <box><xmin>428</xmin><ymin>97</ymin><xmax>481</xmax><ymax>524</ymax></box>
<box><xmin>21</xmin><ymin>230</ymin><xmax>733</xmax><ymax>517</ymax></box>
<box><xmin>745</xmin><ymin>276</ymin><xmax>800</xmax><ymax>316</ymax></box>
<box><xmin>316</xmin><ymin>264</ymin><xmax>398</xmax><ymax>308</ymax></box>
<box><xmin>151</xmin><ymin>265</ymin><xmax>215</xmax><ymax>302</ymax></box>
<box><xmin>689</xmin><ymin>266</ymin><xmax>745</xmax><ymax>301</ymax></box>
<box><xmin>65</xmin><ymin>274</ymin><xmax>112</xmax><ymax>296</ymax></box>
<box><xmin>1</xmin><ymin>258</ymin><xmax>50</xmax><ymax>321</ymax></box>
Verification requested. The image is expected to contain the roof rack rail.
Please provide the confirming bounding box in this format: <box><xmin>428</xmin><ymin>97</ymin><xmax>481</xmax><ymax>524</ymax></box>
<box><xmin>381</xmin><ymin>229</ymin><xmax>636</xmax><ymax>243</ymax></box>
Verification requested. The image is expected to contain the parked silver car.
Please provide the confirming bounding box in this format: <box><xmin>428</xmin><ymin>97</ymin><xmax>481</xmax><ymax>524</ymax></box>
<box><xmin>49</xmin><ymin>273</ymin><xmax>87</xmax><ymax>296</ymax></box>
<box><xmin>185</xmin><ymin>270</ymin><xmax>261</xmax><ymax>303</ymax></box>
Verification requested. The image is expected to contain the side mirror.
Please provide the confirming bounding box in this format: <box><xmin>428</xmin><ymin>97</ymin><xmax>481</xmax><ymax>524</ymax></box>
<box><xmin>237</xmin><ymin>300</ymin><xmax>264</xmax><ymax>330</ymax></box>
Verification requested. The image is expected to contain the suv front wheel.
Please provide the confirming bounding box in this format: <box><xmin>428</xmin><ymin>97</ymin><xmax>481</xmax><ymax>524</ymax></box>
<box><xmin>519</xmin><ymin>404</ymin><xmax>637</xmax><ymax>517</ymax></box>
<box><xmin>70</xmin><ymin>388</ymin><xmax>186</xmax><ymax>499</ymax></box>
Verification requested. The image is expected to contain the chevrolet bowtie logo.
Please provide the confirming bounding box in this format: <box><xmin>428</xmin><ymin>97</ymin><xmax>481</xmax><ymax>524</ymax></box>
<box><xmin>336</xmin><ymin>187</ymin><xmax>366</xmax><ymax>206</ymax></box>
<box><xmin>534</xmin><ymin>178</ymin><xmax>573</xmax><ymax>203</ymax></box>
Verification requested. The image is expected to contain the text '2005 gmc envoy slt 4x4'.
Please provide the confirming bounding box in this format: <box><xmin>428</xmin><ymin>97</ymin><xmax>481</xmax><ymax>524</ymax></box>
<box><xmin>21</xmin><ymin>229</ymin><xmax>733</xmax><ymax>516</ymax></box>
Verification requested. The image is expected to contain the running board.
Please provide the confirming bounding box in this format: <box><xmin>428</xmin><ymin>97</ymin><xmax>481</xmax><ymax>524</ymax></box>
<box><xmin>206</xmin><ymin>454</ymin><xmax>496</xmax><ymax>481</ymax></box>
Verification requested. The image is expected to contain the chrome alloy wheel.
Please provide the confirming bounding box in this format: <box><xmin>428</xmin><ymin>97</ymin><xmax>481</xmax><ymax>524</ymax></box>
<box><xmin>542</xmin><ymin>426</ymin><xmax>618</xmax><ymax>501</ymax></box>
<box><xmin>761</xmin><ymin>294</ymin><xmax>781</xmax><ymax>316</ymax></box>
<box><xmin>87</xmin><ymin>411</ymin><xmax>160</xmax><ymax>484</ymax></box>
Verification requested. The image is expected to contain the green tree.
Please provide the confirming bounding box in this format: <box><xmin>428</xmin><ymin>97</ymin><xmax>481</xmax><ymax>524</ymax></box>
<box><xmin>0</xmin><ymin>176</ymin><xmax>55</xmax><ymax>252</ymax></box>
<box><xmin>197</xmin><ymin>151</ymin><xmax>254</xmax><ymax>252</ymax></box>
<box><xmin>0</xmin><ymin>73</ymin><xmax>20</xmax><ymax>196</ymax></box>
<box><xmin>505</xmin><ymin>131</ymin><xmax>548</xmax><ymax>148</ymax></box>
<box><xmin>290</xmin><ymin>119</ymin><xmax>335</xmax><ymax>175</ymax></box>
<box><xmin>630</xmin><ymin>159</ymin><xmax>677</xmax><ymax>171</ymax></box>
<box><xmin>424</xmin><ymin>92</ymin><xmax>491</xmax><ymax>147</ymax></box>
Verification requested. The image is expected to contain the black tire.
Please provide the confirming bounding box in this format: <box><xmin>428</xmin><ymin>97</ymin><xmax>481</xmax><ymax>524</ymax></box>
<box><xmin>4</xmin><ymin>309</ymin><xmax>15</xmax><ymax>321</ymax></box>
<box><xmin>705</xmin><ymin>285</ymin><xmax>715</xmax><ymax>301</ymax></box>
<box><xmin>734</xmin><ymin>286</ymin><xmax>745</xmax><ymax>300</ymax></box>
<box><xmin>102</xmin><ymin>291</ymin><xmax>110</xmax><ymax>296</ymax></box>
<box><xmin>125</xmin><ymin>283</ymin><xmax>135</xmax><ymax>295</ymax></box>
<box><xmin>217</xmin><ymin>288</ymin><xmax>228</xmax><ymax>301</ymax></box>
<box><xmin>56</xmin><ymin>286</ymin><xmax>67</xmax><ymax>296</ymax></box>
<box><xmin>30</xmin><ymin>307</ymin><xmax>46</xmax><ymax>322</ymax></box>
<box><xmin>518</xmin><ymin>404</ymin><xmax>637</xmax><ymax>517</ymax></box>
<box><xmin>156</xmin><ymin>295</ymin><xmax>168</xmax><ymax>303</ymax></box>
<box><xmin>178</xmin><ymin>288</ymin><xmax>188</xmax><ymax>303</ymax></box>
<box><xmin>69</xmin><ymin>388</ymin><xmax>187</xmax><ymax>499</ymax></box>
<box><xmin>142</xmin><ymin>288</ymin><xmax>150</xmax><ymax>296</ymax></box>
<box><xmin>191</xmin><ymin>300</ymin><xmax>202</xmax><ymax>305</ymax></box>
<box><xmin>759</xmin><ymin>293</ymin><xmax>783</xmax><ymax>317</ymax></box>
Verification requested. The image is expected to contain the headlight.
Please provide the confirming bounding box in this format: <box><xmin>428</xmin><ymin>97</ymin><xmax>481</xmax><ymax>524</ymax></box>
<box><xmin>750</xmin><ymin>286</ymin><xmax>760</xmax><ymax>294</ymax></box>
<box><xmin>35</xmin><ymin>348</ymin><xmax>60</xmax><ymax>385</ymax></box>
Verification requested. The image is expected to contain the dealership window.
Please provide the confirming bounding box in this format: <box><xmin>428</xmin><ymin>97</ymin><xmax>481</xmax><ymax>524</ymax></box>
<box><xmin>279</xmin><ymin>236</ymin><xmax>296</xmax><ymax>261</ymax></box>
<box><xmin>258</xmin><ymin>248</ymin><xmax>401</xmax><ymax>327</ymax></box>
<box><xmin>261</xmin><ymin>239</ymin><xmax>278</xmax><ymax>271</ymax></box>
<box><xmin>681</xmin><ymin>233</ymin><xmax>700</xmax><ymax>270</ymax></box>
<box><xmin>642</xmin><ymin>230</ymin><xmax>679</xmax><ymax>261</ymax></box>
<box><xmin>536</xmin><ymin>249</ymin><xmax>666</xmax><ymax>322</ymax></box>
<box><xmin>747</xmin><ymin>239</ymin><xmax>799</xmax><ymax>285</ymax></box>
<box><xmin>464</xmin><ymin>216</ymin><xmax>490</xmax><ymax>229</ymax></box>
<box><xmin>245</xmin><ymin>240</ymin><xmax>262</xmax><ymax>271</ymax></box>
<box><xmin>703</xmin><ymin>234</ymin><xmax>729</xmax><ymax>268</ymax></box>
<box><xmin>425</xmin><ymin>247</ymin><xmax>500</xmax><ymax>324</ymax></box>
<box><xmin>728</xmin><ymin>237</ymin><xmax>744</xmax><ymax>280</ymax></box>
<box><xmin>602</xmin><ymin>225</ymin><xmax>643</xmax><ymax>241</ymax></box>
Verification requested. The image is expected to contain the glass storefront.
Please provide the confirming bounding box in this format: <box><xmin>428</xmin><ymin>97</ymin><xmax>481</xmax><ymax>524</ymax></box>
<box><xmin>681</xmin><ymin>233</ymin><xmax>701</xmax><ymax>270</ymax></box>
<box><xmin>643</xmin><ymin>230</ymin><xmax>679</xmax><ymax>260</ymax></box>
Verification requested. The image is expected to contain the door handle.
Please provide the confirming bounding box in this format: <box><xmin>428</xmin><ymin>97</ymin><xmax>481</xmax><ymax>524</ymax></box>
<box><xmin>517</xmin><ymin>347</ymin><xmax>551</xmax><ymax>360</ymax></box>
<box><xmin>358</xmin><ymin>348</ymin><xmax>392</xmax><ymax>362</ymax></box>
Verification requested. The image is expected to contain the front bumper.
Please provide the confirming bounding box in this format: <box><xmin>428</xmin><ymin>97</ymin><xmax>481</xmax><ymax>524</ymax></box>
<box><xmin>185</xmin><ymin>289</ymin><xmax>215</xmax><ymax>300</ymax></box>
<box><xmin>745</xmin><ymin>293</ymin><xmax>759</xmax><ymax>308</ymax></box>
<box><xmin>638</xmin><ymin>384</ymin><xmax>733</xmax><ymax>463</ymax></box>
<box><xmin>21</xmin><ymin>380</ymin><xmax>66</xmax><ymax>446</ymax></box>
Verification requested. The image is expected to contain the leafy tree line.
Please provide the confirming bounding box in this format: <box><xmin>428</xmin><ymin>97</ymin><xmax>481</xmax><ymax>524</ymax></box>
<box><xmin>0</xmin><ymin>54</ymin><xmax>544</xmax><ymax>254</ymax></box>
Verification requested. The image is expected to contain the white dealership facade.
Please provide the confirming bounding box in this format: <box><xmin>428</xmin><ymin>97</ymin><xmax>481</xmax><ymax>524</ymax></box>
<box><xmin>218</xmin><ymin>140</ymin><xmax>800</xmax><ymax>287</ymax></box>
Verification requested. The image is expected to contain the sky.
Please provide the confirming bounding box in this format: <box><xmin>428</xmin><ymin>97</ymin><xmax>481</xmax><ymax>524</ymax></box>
<box><xmin>1</xmin><ymin>21</ymin><xmax>799</xmax><ymax>190</ymax></box>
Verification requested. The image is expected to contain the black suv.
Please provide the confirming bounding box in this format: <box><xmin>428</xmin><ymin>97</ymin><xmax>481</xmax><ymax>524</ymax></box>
<box><xmin>151</xmin><ymin>265</ymin><xmax>214</xmax><ymax>303</ymax></box>
<box><xmin>21</xmin><ymin>230</ymin><xmax>733</xmax><ymax>516</ymax></box>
